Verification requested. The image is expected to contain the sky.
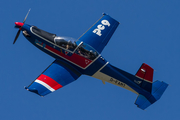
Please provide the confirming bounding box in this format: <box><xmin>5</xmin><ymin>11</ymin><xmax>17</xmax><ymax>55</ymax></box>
<box><xmin>0</xmin><ymin>0</ymin><xmax>180</xmax><ymax>120</ymax></box>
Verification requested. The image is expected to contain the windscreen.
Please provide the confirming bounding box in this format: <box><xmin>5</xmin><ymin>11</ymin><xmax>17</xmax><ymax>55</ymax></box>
<box><xmin>75</xmin><ymin>42</ymin><xmax>99</xmax><ymax>60</ymax></box>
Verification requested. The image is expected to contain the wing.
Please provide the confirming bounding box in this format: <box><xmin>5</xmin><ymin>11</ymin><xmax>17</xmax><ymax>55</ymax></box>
<box><xmin>78</xmin><ymin>14</ymin><xmax>119</xmax><ymax>53</ymax></box>
<box><xmin>25</xmin><ymin>60</ymin><xmax>82</xmax><ymax>96</ymax></box>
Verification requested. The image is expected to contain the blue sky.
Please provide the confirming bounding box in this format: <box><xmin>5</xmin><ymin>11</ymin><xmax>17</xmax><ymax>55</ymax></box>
<box><xmin>0</xmin><ymin>0</ymin><xmax>180</xmax><ymax>120</ymax></box>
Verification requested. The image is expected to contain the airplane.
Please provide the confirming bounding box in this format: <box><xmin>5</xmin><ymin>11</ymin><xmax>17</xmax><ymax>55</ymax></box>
<box><xmin>14</xmin><ymin>9</ymin><xmax>168</xmax><ymax>110</ymax></box>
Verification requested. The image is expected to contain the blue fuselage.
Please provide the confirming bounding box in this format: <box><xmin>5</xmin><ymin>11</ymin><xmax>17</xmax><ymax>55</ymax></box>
<box><xmin>19</xmin><ymin>13</ymin><xmax>168</xmax><ymax>110</ymax></box>
<box><xmin>21</xmin><ymin>24</ymin><xmax>152</xmax><ymax>99</ymax></box>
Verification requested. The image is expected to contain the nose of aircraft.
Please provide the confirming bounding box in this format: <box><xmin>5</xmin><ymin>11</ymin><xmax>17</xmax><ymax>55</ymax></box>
<box><xmin>15</xmin><ymin>22</ymin><xmax>24</xmax><ymax>28</ymax></box>
<box><xmin>13</xmin><ymin>9</ymin><xmax>31</xmax><ymax>44</ymax></box>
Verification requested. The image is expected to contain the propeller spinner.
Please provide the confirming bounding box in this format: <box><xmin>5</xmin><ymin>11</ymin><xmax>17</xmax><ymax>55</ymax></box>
<box><xmin>13</xmin><ymin>9</ymin><xmax>31</xmax><ymax>44</ymax></box>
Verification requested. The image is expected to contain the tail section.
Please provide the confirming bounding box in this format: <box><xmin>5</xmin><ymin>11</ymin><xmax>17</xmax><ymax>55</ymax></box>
<box><xmin>134</xmin><ymin>63</ymin><xmax>168</xmax><ymax>110</ymax></box>
<box><xmin>135</xmin><ymin>81</ymin><xmax>168</xmax><ymax>110</ymax></box>
<box><xmin>92</xmin><ymin>62</ymin><xmax>168</xmax><ymax>110</ymax></box>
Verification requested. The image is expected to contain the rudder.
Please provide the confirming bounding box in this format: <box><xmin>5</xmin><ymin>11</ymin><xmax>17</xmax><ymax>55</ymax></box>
<box><xmin>135</xmin><ymin>63</ymin><xmax>154</xmax><ymax>93</ymax></box>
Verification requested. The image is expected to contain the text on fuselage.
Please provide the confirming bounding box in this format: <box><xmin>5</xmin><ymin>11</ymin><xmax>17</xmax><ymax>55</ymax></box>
<box><xmin>35</xmin><ymin>39</ymin><xmax>46</xmax><ymax>48</ymax></box>
<box><xmin>109</xmin><ymin>78</ymin><xmax>125</xmax><ymax>87</ymax></box>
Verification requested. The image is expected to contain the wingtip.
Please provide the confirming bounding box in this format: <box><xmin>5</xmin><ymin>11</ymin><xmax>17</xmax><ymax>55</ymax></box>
<box><xmin>102</xmin><ymin>13</ymin><xmax>108</xmax><ymax>15</ymax></box>
<box><xmin>24</xmin><ymin>86</ymin><xmax>29</xmax><ymax>91</ymax></box>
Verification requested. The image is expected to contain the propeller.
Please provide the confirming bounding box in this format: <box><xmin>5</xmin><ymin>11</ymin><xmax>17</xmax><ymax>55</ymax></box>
<box><xmin>13</xmin><ymin>9</ymin><xmax>31</xmax><ymax>44</ymax></box>
<box><xmin>13</xmin><ymin>30</ymin><xmax>21</xmax><ymax>44</ymax></box>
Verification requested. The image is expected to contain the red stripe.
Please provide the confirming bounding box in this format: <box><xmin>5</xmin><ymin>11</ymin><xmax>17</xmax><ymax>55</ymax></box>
<box><xmin>37</xmin><ymin>74</ymin><xmax>63</xmax><ymax>90</ymax></box>
<box><xmin>45</xmin><ymin>45</ymin><xmax>92</xmax><ymax>68</ymax></box>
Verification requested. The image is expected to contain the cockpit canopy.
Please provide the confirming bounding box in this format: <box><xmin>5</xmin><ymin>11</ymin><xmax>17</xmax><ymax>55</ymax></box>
<box><xmin>54</xmin><ymin>36</ymin><xmax>77</xmax><ymax>44</ymax></box>
<box><xmin>54</xmin><ymin>36</ymin><xmax>99</xmax><ymax>60</ymax></box>
<box><xmin>75</xmin><ymin>42</ymin><xmax>99</xmax><ymax>60</ymax></box>
<box><xmin>31</xmin><ymin>26</ymin><xmax>99</xmax><ymax>60</ymax></box>
<box><xmin>54</xmin><ymin>36</ymin><xmax>77</xmax><ymax>51</ymax></box>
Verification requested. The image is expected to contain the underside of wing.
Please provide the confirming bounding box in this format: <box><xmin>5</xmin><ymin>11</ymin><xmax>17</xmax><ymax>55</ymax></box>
<box><xmin>25</xmin><ymin>60</ymin><xmax>82</xmax><ymax>96</ymax></box>
<box><xmin>78</xmin><ymin>14</ymin><xmax>119</xmax><ymax>53</ymax></box>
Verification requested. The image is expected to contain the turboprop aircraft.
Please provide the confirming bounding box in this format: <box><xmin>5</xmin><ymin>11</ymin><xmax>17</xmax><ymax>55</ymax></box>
<box><xmin>14</xmin><ymin>9</ymin><xmax>168</xmax><ymax>110</ymax></box>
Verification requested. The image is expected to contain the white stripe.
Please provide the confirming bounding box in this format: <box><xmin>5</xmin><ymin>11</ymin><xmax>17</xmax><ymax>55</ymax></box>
<box><xmin>35</xmin><ymin>80</ymin><xmax>55</xmax><ymax>92</ymax></box>
<box><xmin>92</xmin><ymin>62</ymin><xmax>138</xmax><ymax>94</ymax></box>
<box><xmin>135</xmin><ymin>75</ymin><xmax>153</xmax><ymax>83</ymax></box>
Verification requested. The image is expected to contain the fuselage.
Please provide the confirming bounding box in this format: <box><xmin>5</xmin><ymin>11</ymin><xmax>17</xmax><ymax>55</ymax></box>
<box><xmin>15</xmin><ymin>13</ymin><xmax>168</xmax><ymax>109</ymax></box>
<box><xmin>21</xmin><ymin>24</ymin><xmax>153</xmax><ymax>98</ymax></box>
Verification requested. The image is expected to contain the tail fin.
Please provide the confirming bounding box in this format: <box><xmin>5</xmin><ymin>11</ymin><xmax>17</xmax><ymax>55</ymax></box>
<box><xmin>135</xmin><ymin>81</ymin><xmax>168</xmax><ymax>110</ymax></box>
<box><xmin>135</xmin><ymin>63</ymin><xmax>154</xmax><ymax>93</ymax></box>
<box><xmin>135</xmin><ymin>63</ymin><xmax>153</xmax><ymax>83</ymax></box>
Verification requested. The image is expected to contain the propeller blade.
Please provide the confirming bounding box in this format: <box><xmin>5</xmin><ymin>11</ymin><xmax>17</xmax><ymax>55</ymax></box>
<box><xmin>13</xmin><ymin>30</ymin><xmax>21</xmax><ymax>44</ymax></box>
<box><xmin>14</xmin><ymin>9</ymin><xmax>31</xmax><ymax>44</ymax></box>
<box><xmin>14</xmin><ymin>25</ymin><xmax>19</xmax><ymax>28</ymax></box>
<box><xmin>23</xmin><ymin>9</ymin><xmax>31</xmax><ymax>23</ymax></box>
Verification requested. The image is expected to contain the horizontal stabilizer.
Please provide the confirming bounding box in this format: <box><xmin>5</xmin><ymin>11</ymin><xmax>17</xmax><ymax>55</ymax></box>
<box><xmin>135</xmin><ymin>94</ymin><xmax>151</xmax><ymax>110</ymax></box>
<box><xmin>151</xmin><ymin>81</ymin><xmax>168</xmax><ymax>100</ymax></box>
<box><xmin>135</xmin><ymin>81</ymin><xmax>168</xmax><ymax>110</ymax></box>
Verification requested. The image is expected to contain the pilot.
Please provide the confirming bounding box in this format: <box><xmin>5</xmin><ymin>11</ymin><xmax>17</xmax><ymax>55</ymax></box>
<box><xmin>66</xmin><ymin>41</ymin><xmax>76</xmax><ymax>50</ymax></box>
<box><xmin>84</xmin><ymin>50</ymin><xmax>96</xmax><ymax>60</ymax></box>
<box><xmin>55</xmin><ymin>39</ymin><xmax>68</xmax><ymax>48</ymax></box>
<box><xmin>76</xmin><ymin>47</ymin><xmax>96</xmax><ymax>60</ymax></box>
<box><xmin>88</xmin><ymin>50</ymin><xmax>96</xmax><ymax>60</ymax></box>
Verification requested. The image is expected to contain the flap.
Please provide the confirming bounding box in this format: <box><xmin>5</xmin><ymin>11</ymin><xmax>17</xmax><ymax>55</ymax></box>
<box><xmin>25</xmin><ymin>60</ymin><xmax>81</xmax><ymax>96</ymax></box>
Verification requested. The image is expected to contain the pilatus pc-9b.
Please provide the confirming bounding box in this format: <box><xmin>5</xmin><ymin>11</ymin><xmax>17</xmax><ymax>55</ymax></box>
<box><xmin>14</xmin><ymin>10</ymin><xmax>168</xmax><ymax>110</ymax></box>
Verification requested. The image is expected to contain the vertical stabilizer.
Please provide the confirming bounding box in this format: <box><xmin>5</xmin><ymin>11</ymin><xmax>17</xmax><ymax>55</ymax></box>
<box><xmin>136</xmin><ymin>63</ymin><xmax>153</xmax><ymax>83</ymax></box>
<box><xmin>135</xmin><ymin>63</ymin><xmax>154</xmax><ymax>93</ymax></box>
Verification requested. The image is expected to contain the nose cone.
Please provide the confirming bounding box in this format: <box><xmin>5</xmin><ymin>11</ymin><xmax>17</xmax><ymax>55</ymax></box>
<box><xmin>15</xmin><ymin>22</ymin><xmax>24</xmax><ymax>28</ymax></box>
